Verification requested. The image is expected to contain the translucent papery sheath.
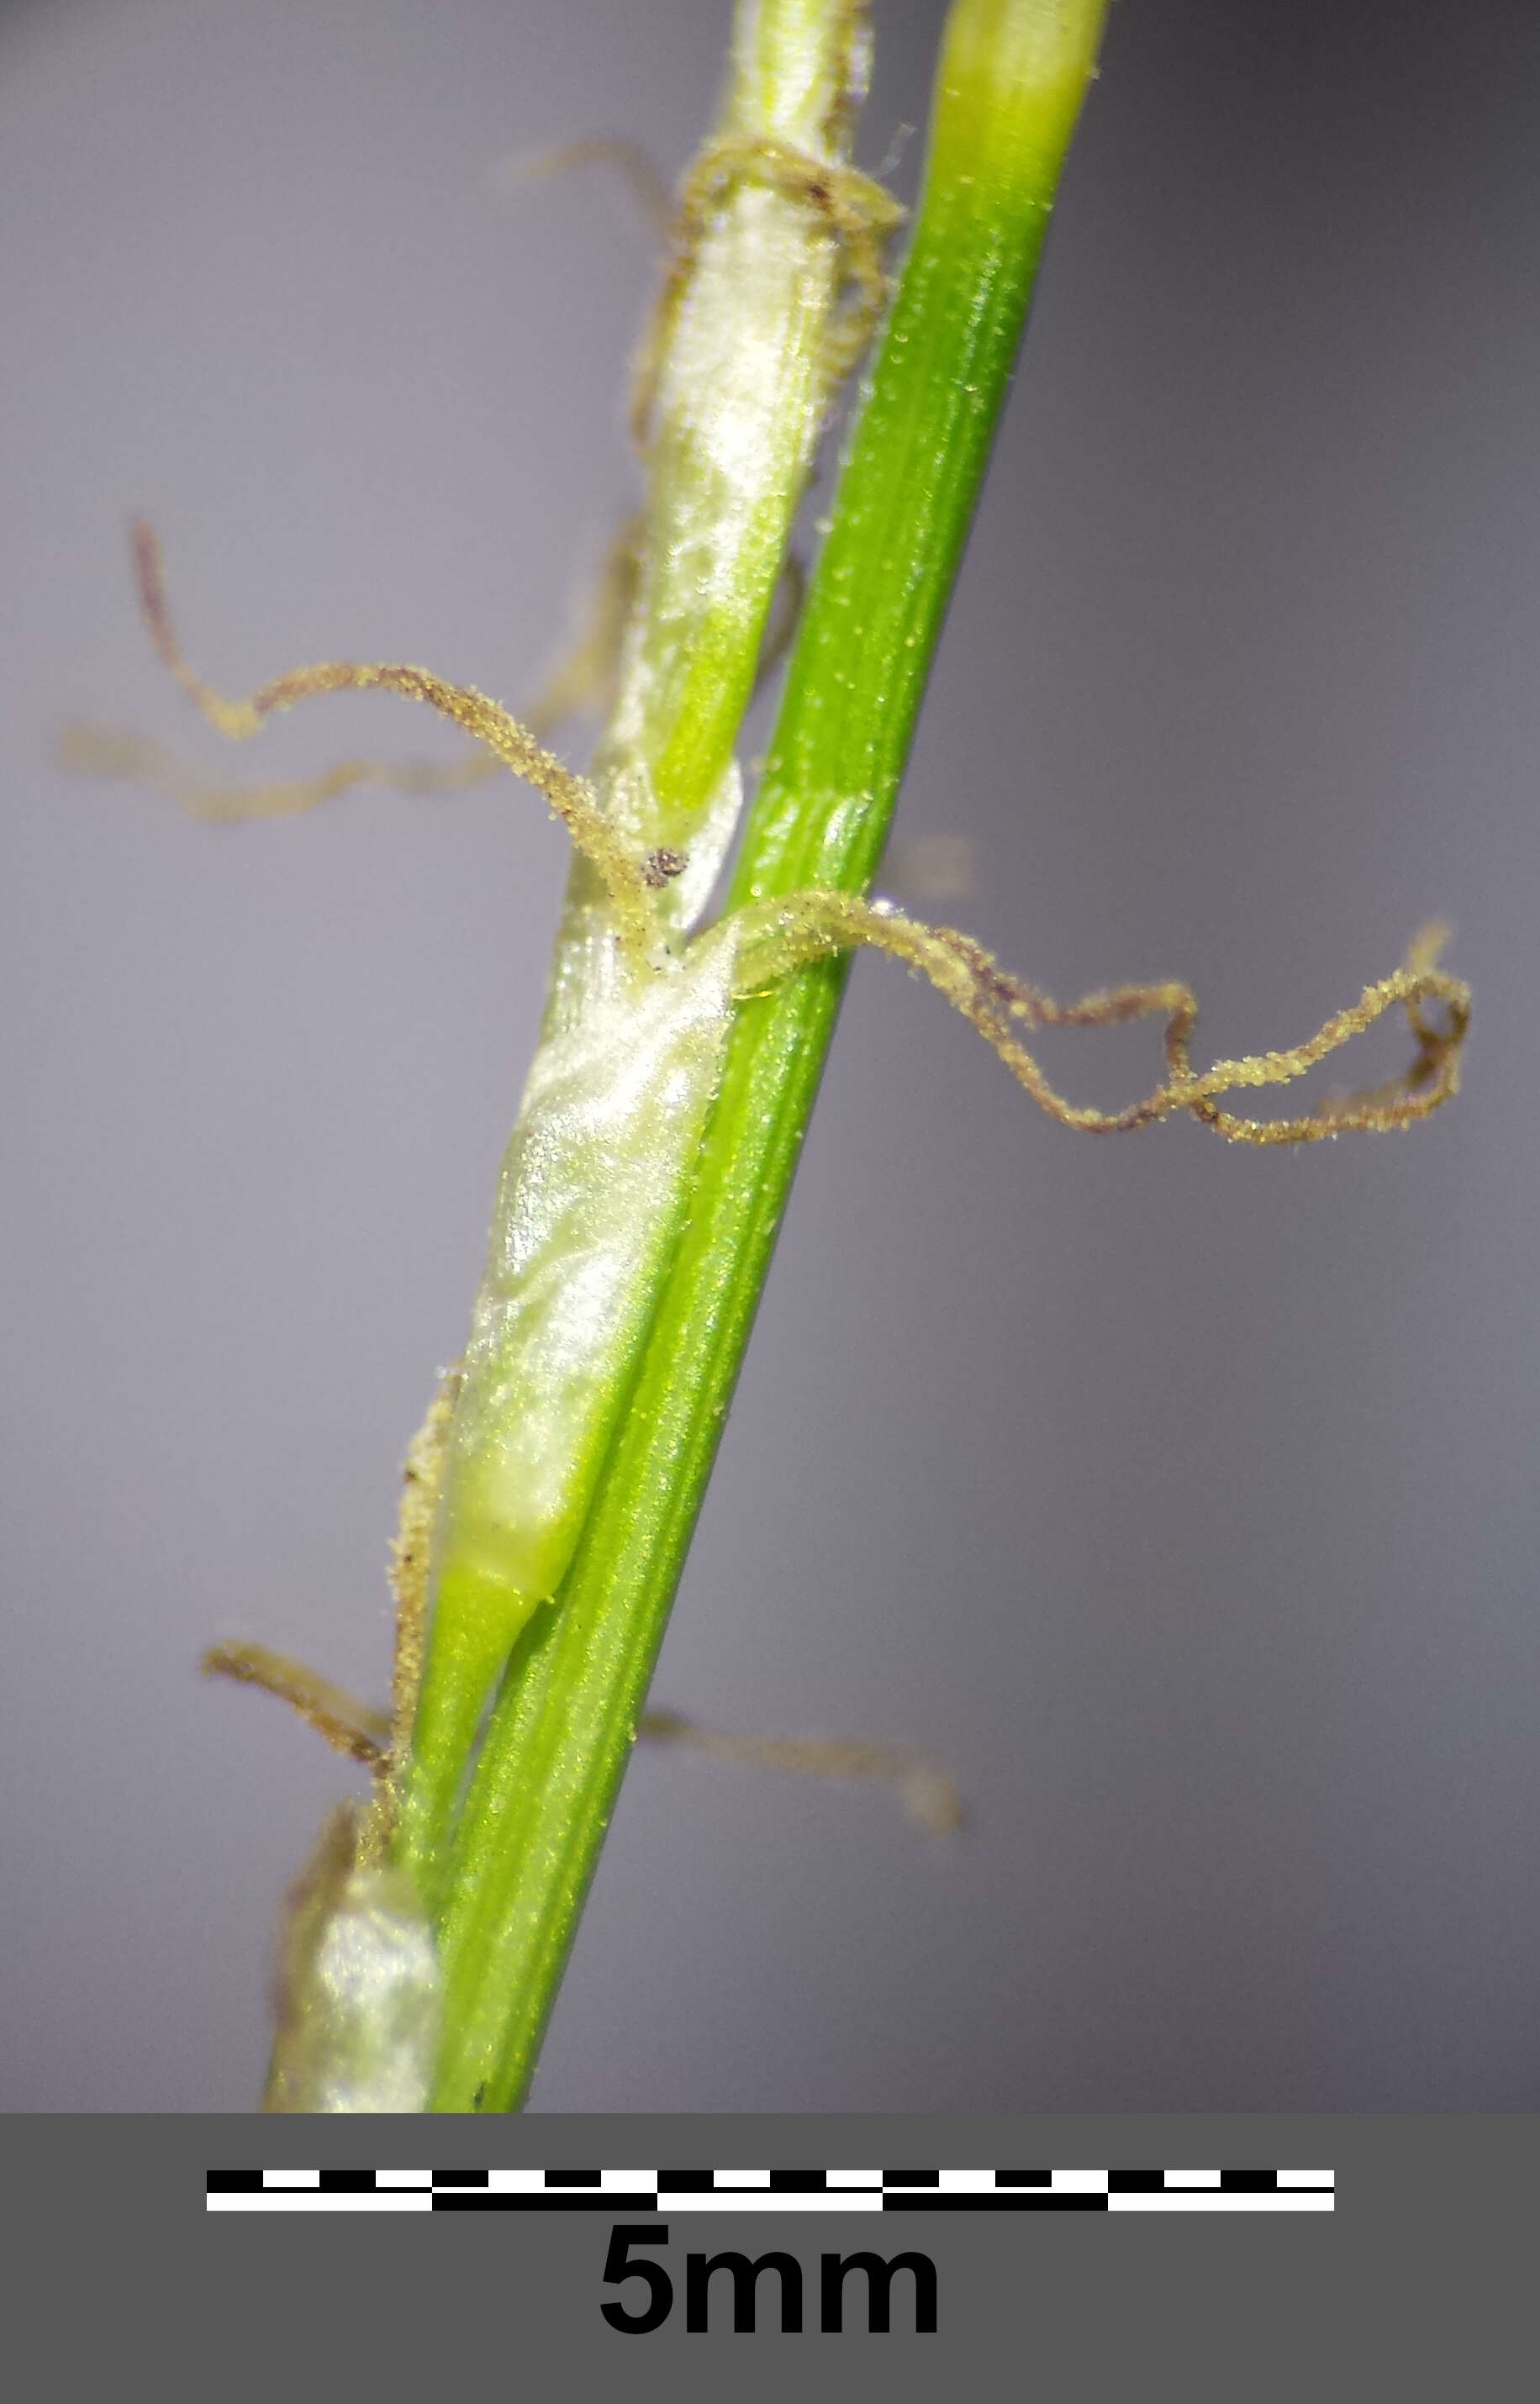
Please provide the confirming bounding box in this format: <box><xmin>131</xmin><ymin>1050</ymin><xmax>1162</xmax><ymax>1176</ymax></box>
<box><xmin>451</xmin><ymin>931</ymin><xmax>745</xmax><ymax>1601</ymax></box>
<box><xmin>397</xmin><ymin>0</ymin><xmax>883</xmax><ymax>1886</ymax></box>
<box><xmin>403</xmin><ymin>899</ymin><xmax>746</xmax><ymax>1870</ymax></box>
<box><xmin>266</xmin><ymin>1809</ymin><xmax>443</xmax><ymax>2114</ymax></box>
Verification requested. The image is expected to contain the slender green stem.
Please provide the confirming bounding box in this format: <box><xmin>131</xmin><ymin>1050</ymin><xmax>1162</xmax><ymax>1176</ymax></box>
<box><xmin>430</xmin><ymin>0</ymin><xmax>1110</xmax><ymax>2112</ymax></box>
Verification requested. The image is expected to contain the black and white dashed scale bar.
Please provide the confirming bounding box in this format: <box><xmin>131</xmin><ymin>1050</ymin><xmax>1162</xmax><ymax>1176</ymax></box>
<box><xmin>206</xmin><ymin>2167</ymin><xmax>1334</xmax><ymax>2212</ymax></box>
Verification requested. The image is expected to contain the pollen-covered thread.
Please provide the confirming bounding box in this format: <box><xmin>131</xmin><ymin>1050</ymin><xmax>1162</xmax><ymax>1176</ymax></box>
<box><xmin>366</xmin><ymin>1366</ymin><xmax>464</xmax><ymax>1863</ymax></box>
<box><xmin>497</xmin><ymin>135</ymin><xmax>675</xmax><ymax>245</ymax></box>
<box><xmin>124</xmin><ymin>521</ymin><xmax>657</xmax><ymax>953</ymax></box>
<box><xmin>637</xmin><ymin>1707</ymin><xmax>963</xmax><ymax>1837</ymax></box>
<box><xmin>62</xmin><ymin>514</ymin><xmax>646</xmax><ymax>821</ymax></box>
<box><xmin>203</xmin><ymin>1364</ymin><xmax>465</xmax><ymax>1864</ymax></box>
<box><xmin>200</xmin><ymin>1641</ymin><xmax>389</xmax><ymax>1765</ymax></box>
<box><xmin>57</xmin><ymin>722</ymin><xmax>504</xmax><ymax>820</ymax></box>
<box><xmin>740</xmin><ymin>891</ymin><xmax>1469</xmax><ymax>1144</ymax></box>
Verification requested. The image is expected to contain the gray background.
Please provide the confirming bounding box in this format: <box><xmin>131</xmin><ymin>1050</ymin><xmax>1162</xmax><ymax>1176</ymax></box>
<box><xmin>3</xmin><ymin>0</ymin><xmax>1537</xmax><ymax>2112</ymax></box>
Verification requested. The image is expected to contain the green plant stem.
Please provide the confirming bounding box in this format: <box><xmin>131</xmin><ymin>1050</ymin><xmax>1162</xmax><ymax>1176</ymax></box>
<box><xmin>429</xmin><ymin>0</ymin><xmax>1110</xmax><ymax>2113</ymax></box>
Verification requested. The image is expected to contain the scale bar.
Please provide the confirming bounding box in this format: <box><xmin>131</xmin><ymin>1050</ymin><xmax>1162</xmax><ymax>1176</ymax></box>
<box><xmin>206</xmin><ymin>2166</ymin><xmax>1333</xmax><ymax>2215</ymax></box>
